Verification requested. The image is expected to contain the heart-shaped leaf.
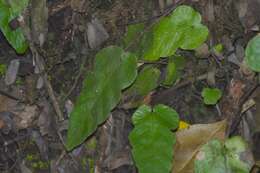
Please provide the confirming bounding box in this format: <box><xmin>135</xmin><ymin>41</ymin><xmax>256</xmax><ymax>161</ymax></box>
<box><xmin>202</xmin><ymin>88</ymin><xmax>222</xmax><ymax>105</ymax></box>
<box><xmin>245</xmin><ymin>34</ymin><xmax>260</xmax><ymax>72</ymax></box>
<box><xmin>66</xmin><ymin>46</ymin><xmax>137</xmax><ymax>150</ymax></box>
<box><xmin>0</xmin><ymin>0</ymin><xmax>29</xmax><ymax>53</ymax></box>
<box><xmin>129</xmin><ymin>104</ymin><xmax>179</xmax><ymax>173</ymax></box>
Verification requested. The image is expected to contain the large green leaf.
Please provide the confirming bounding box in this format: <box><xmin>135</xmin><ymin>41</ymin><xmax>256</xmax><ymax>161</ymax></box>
<box><xmin>0</xmin><ymin>0</ymin><xmax>29</xmax><ymax>53</ymax></box>
<box><xmin>245</xmin><ymin>34</ymin><xmax>260</xmax><ymax>72</ymax></box>
<box><xmin>143</xmin><ymin>5</ymin><xmax>208</xmax><ymax>61</ymax></box>
<box><xmin>66</xmin><ymin>46</ymin><xmax>137</xmax><ymax>150</ymax></box>
<box><xmin>129</xmin><ymin>104</ymin><xmax>179</xmax><ymax>173</ymax></box>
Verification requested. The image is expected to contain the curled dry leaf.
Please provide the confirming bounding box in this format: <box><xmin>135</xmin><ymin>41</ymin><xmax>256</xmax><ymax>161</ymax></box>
<box><xmin>172</xmin><ymin>120</ymin><xmax>227</xmax><ymax>173</ymax></box>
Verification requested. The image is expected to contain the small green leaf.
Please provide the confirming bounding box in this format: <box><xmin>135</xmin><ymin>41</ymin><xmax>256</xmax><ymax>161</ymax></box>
<box><xmin>122</xmin><ymin>23</ymin><xmax>145</xmax><ymax>49</ymax></box>
<box><xmin>213</xmin><ymin>44</ymin><xmax>223</xmax><ymax>54</ymax></box>
<box><xmin>163</xmin><ymin>59</ymin><xmax>177</xmax><ymax>86</ymax></box>
<box><xmin>0</xmin><ymin>0</ymin><xmax>29</xmax><ymax>53</ymax></box>
<box><xmin>143</xmin><ymin>5</ymin><xmax>208</xmax><ymax>61</ymax></box>
<box><xmin>129</xmin><ymin>104</ymin><xmax>179</xmax><ymax>173</ymax></box>
<box><xmin>202</xmin><ymin>88</ymin><xmax>222</xmax><ymax>105</ymax></box>
<box><xmin>245</xmin><ymin>34</ymin><xmax>260</xmax><ymax>72</ymax></box>
<box><xmin>66</xmin><ymin>46</ymin><xmax>137</xmax><ymax>150</ymax></box>
<box><xmin>0</xmin><ymin>64</ymin><xmax>7</xmax><ymax>76</ymax></box>
<box><xmin>129</xmin><ymin>66</ymin><xmax>160</xmax><ymax>96</ymax></box>
<box><xmin>195</xmin><ymin>137</ymin><xmax>251</xmax><ymax>173</ymax></box>
<box><xmin>163</xmin><ymin>56</ymin><xmax>186</xmax><ymax>86</ymax></box>
<box><xmin>122</xmin><ymin>66</ymin><xmax>160</xmax><ymax>108</ymax></box>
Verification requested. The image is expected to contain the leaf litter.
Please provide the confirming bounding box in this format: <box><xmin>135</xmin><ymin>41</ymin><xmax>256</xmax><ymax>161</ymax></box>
<box><xmin>0</xmin><ymin>0</ymin><xmax>260</xmax><ymax>172</ymax></box>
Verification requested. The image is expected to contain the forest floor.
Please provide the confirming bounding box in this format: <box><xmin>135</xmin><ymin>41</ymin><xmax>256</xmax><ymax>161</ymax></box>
<box><xmin>0</xmin><ymin>0</ymin><xmax>260</xmax><ymax>172</ymax></box>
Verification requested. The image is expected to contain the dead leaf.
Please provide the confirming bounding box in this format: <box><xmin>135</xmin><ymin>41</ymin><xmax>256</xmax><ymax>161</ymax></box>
<box><xmin>0</xmin><ymin>119</ymin><xmax>4</xmax><ymax>129</ymax></box>
<box><xmin>30</xmin><ymin>0</ymin><xmax>48</xmax><ymax>47</ymax></box>
<box><xmin>0</xmin><ymin>95</ymin><xmax>18</xmax><ymax>112</ymax></box>
<box><xmin>13</xmin><ymin>105</ymin><xmax>38</xmax><ymax>129</ymax></box>
<box><xmin>5</xmin><ymin>59</ymin><xmax>20</xmax><ymax>85</ymax></box>
<box><xmin>172</xmin><ymin>120</ymin><xmax>227</xmax><ymax>173</ymax></box>
<box><xmin>87</xmin><ymin>18</ymin><xmax>109</xmax><ymax>49</ymax></box>
<box><xmin>195</xmin><ymin>43</ymin><xmax>210</xmax><ymax>59</ymax></box>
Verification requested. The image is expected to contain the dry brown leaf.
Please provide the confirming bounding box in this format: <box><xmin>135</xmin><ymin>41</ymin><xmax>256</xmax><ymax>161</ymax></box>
<box><xmin>0</xmin><ymin>95</ymin><xmax>17</xmax><ymax>112</ymax></box>
<box><xmin>172</xmin><ymin>120</ymin><xmax>227</xmax><ymax>173</ymax></box>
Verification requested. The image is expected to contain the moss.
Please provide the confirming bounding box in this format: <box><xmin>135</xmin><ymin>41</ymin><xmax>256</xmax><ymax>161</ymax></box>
<box><xmin>0</xmin><ymin>64</ymin><xmax>7</xmax><ymax>76</ymax></box>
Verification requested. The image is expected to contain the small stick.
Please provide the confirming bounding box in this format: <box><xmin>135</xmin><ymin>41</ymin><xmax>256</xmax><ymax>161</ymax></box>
<box><xmin>19</xmin><ymin>13</ymin><xmax>64</xmax><ymax>121</ymax></box>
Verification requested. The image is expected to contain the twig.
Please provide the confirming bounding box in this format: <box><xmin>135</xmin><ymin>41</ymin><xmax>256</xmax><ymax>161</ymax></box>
<box><xmin>228</xmin><ymin>83</ymin><xmax>259</xmax><ymax>135</ymax></box>
<box><xmin>0</xmin><ymin>89</ymin><xmax>22</xmax><ymax>101</ymax></box>
<box><xmin>19</xmin><ymin>15</ymin><xmax>64</xmax><ymax>121</ymax></box>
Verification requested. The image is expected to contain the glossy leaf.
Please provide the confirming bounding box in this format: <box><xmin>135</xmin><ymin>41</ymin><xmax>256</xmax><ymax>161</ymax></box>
<box><xmin>129</xmin><ymin>104</ymin><xmax>179</xmax><ymax>173</ymax></box>
<box><xmin>143</xmin><ymin>5</ymin><xmax>208</xmax><ymax>61</ymax></box>
<box><xmin>0</xmin><ymin>0</ymin><xmax>29</xmax><ymax>53</ymax></box>
<box><xmin>245</xmin><ymin>34</ymin><xmax>260</xmax><ymax>72</ymax></box>
<box><xmin>202</xmin><ymin>88</ymin><xmax>222</xmax><ymax>105</ymax></box>
<box><xmin>66</xmin><ymin>46</ymin><xmax>137</xmax><ymax>150</ymax></box>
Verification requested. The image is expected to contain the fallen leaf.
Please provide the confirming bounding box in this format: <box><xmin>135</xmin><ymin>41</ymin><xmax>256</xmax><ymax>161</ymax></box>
<box><xmin>172</xmin><ymin>120</ymin><xmax>227</xmax><ymax>173</ymax></box>
<box><xmin>13</xmin><ymin>105</ymin><xmax>38</xmax><ymax>129</ymax></box>
<box><xmin>87</xmin><ymin>18</ymin><xmax>109</xmax><ymax>49</ymax></box>
<box><xmin>5</xmin><ymin>59</ymin><xmax>20</xmax><ymax>85</ymax></box>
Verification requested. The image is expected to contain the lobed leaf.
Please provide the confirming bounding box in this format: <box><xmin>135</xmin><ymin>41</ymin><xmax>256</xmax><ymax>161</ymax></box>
<box><xmin>66</xmin><ymin>46</ymin><xmax>137</xmax><ymax>150</ymax></box>
<box><xmin>194</xmin><ymin>136</ymin><xmax>251</xmax><ymax>173</ymax></box>
<box><xmin>129</xmin><ymin>104</ymin><xmax>179</xmax><ymax>173</ymax></box>
<box><xmin>143</xmin><ymin>5</ymin><xmax>208</xmax><ymax>61</ymax></box>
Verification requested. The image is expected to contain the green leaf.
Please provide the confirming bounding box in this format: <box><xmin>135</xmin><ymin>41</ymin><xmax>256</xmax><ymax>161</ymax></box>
<box><xmin>213</xmin><ymin>43</ymin><xmax>223</xmax><ymax>54</ymax></box>
<box><xmin>0</xmin><ymin>0</ymin><xmax>29</xmax><ymax>53</ymax></box>
<box><xmin>245</xmin><ymin>34</ymin><xmax>260</xmax><ymax>72</ymax></box>
<box><xmin>122</xmin><ymin>23</ymin><xmax>145</xmax><ymax>49</ymax></box>
<box><xmin>163</xmin><ymin>59</ymin><xmax>177</xmax><ymax>86</ymax></box>
<box><xmin>163</xmin><ymin>55</ymin><xmax>186</xmax><ymax>86</ymax></box>
<box><xmin>195</xmin><ymin>139</ymin><xmax>226</xmax><ymax>173</ymax></box>
<box><xmin>122</xmin><ymin>66</ymin><xmax>160</xmax><ymax>108</ymax></box>
<box><xmin>195</xmin><ymin>137</ymin><xmax>251</xmax><ymax>173</ymax></box>
<box><xmin>129</xmin><ymin>104</ymin><xmax>179</xmax><ymax>173</ymax></box>
<box><xmin>224</xmin><ymin>137</ymin><xmax>251</xmax><ymax>173</ymax></box>
<box><xmin>66</xmin><ymin>46</ymin><xmax>137</xmax><ymax>150</ymax></box>
<box><xmin>143</xmin><ymin>5</ymin><xmax>208</xmax><ymax>61</ymax></box>
<box><xmin>202</xmin><ymin>88</ymin><xmax>222</xmax><ymax>105</ymax></box>
<box><xmin>129</xmin><ymin>66</ymin><xmax>160</xmax><ymax>96</ymax></box>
